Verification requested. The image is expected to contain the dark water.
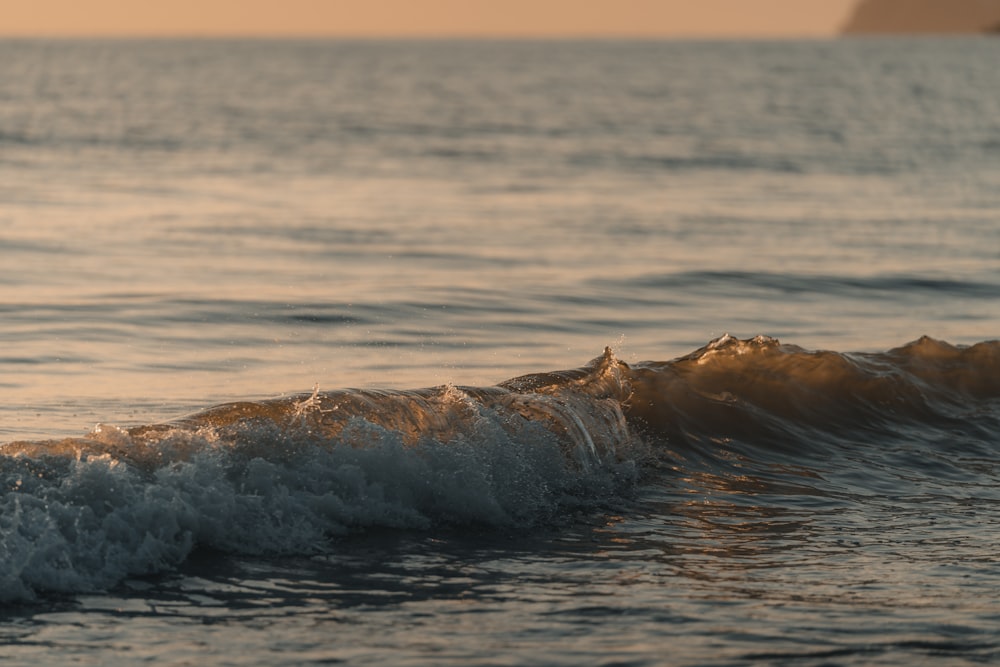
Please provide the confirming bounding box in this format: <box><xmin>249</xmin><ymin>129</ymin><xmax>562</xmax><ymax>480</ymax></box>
<box><xmin>1</xmin><ymin>39</ymin><xmax>1000</xmax><ymax>665</ymax></box>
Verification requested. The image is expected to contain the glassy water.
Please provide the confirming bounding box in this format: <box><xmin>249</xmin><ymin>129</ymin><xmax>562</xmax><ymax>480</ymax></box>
<box><xmin>1</xmin><ymin>38</ymin><xmax>999</xmax><ymax>665</ymax></box>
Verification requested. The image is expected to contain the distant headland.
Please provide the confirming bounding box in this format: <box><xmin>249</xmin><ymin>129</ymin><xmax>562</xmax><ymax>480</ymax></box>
<box><xmin>842</xmin><ymin>0</ymin><xmax>1000</xmax><ymax>34</ymax></box>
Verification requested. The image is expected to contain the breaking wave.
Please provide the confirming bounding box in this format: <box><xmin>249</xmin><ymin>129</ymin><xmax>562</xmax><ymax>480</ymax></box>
<box><xmin>2</xmin><ymin>335</ymin><xmax>999</xmax><ymax>601</ymax></box>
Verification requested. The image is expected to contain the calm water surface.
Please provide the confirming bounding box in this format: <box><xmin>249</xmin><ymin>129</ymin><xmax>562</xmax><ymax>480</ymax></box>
<box><xmin>1</xmin><ymin>38</ymin><xmax>999</xmax><ymax>666</ymax></box>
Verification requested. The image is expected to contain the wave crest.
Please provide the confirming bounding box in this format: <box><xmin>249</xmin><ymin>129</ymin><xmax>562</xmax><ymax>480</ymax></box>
<box><xmin>2</xmin><ymin>336</ymin><xmax>999</xmax><ymax>600</ymax></box>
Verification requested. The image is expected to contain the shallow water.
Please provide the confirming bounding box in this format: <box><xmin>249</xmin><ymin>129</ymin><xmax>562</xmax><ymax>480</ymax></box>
<box><xmin>2</xmin><ymin>38</ymin><xmax>1000</xmax><ymax>665</ymax></box>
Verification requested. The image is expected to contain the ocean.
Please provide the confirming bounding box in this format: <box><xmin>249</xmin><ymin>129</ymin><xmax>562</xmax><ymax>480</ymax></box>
<box><xmin>1</xmin><ymin>37</ymin><xmax>999</xmax><ymax>665</ymax></box>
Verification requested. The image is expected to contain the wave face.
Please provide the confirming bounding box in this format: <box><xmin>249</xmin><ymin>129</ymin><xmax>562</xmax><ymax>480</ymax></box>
<box><xmin>2</xmin><ymin>336</ymin><xmax>999</xmax><ymax>601</ymax></box>
<box><xmin>626</xmin><ymin>335</ymin><xmax>1000</xmax><ymax>504</ymax></box>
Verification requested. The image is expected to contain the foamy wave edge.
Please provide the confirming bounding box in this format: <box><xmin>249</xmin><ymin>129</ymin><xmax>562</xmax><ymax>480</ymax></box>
<box><xmin>0</xmin><ymin>349</ymin><xmax>641</xmax><ymax>602</ymax></box>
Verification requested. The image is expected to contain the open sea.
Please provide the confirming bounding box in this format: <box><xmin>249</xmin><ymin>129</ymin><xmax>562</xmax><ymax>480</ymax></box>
<box><xmin>1</xmin><ymin>38</ymin><xmax>1000</xmax><ymax>665</ymax></box>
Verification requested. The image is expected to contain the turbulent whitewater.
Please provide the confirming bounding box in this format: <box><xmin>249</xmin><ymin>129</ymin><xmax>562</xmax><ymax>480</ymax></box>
<box><xmin>3</xmin><ymin>335</ymin><xmax>998</xmax><ymax>602</ymax></box>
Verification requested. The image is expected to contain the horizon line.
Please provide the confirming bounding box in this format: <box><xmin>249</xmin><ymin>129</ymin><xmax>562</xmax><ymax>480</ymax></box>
<box><xmin>3</xmin><ymin>33</ymin><xmax>992</xmax><ymax>41</ymax></box>
<box><xmin>0</xmin><ymin>31</ymin><xmax>875</xmax><ymax>41</ymax></box>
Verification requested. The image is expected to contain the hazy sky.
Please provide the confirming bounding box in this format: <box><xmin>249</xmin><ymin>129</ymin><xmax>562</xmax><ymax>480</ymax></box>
<box><xmin>2</xmin><ymin>0</ymin><xmax>859</xmax><ymax>37</ymax></box>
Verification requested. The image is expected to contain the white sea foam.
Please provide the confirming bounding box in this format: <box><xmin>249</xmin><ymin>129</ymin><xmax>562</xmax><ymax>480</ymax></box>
<box><xmin>0</xmin><ymin>403</ymin><xmax>637</xmax><ymax>601</ymax></box>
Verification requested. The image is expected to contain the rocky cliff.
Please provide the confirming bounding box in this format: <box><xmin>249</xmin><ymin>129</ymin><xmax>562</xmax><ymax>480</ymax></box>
<box><xmin>842</xmin><ymin>0</ymin><xmax>1000</xmax><ymax>33</ymax></box>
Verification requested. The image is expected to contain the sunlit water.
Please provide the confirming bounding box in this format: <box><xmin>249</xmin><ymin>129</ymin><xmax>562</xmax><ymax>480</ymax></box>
<box><xmin>1</xmin><ymin>38</ymin><xmax>999</xmax><ymax>666</ymax></box>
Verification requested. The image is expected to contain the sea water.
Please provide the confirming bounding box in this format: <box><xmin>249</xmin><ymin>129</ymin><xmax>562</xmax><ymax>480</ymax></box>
<box><xmin>1</xmin><ymin>38</ymin><xmax>999</xmax><ymax>665</ymax></box>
